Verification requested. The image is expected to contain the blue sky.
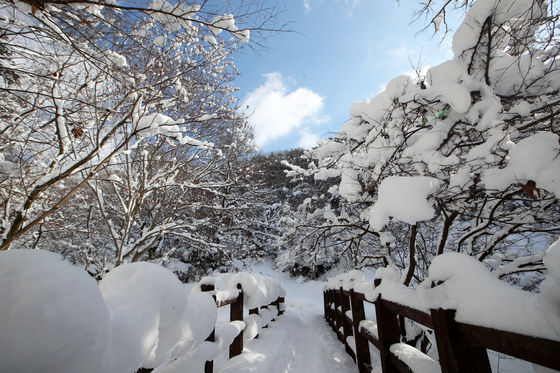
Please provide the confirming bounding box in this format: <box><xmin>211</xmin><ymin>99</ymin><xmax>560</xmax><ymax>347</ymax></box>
<box><xmin>232</xmin><ymin>0</ymin><xmax>462</xmax><ymax>153</ymax></box>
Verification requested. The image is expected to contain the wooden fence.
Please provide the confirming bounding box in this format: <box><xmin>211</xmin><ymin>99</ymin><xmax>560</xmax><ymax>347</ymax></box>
<box><xmin>202</xmin><ymin>283</ymin><xmax>285</xmax><ymax>373</ymax></box>
<box><xmin>324</xmin><ymin>286</ymin><xmax>560</xmax><ymax>373</ymax></box>
<box><xmin>136</xmin><ymin>283</ymin><xmax>285</xmax><ymax>373</ymax></box>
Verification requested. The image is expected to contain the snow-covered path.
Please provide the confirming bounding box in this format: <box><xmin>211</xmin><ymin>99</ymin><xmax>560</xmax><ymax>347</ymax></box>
<box><xmin>218</xmin><ymin>284</ymin><xmax>359</xmax><ymax>373</ymax></box>
<box><xmin>214</xmin><ymin>266</ymin><xmax>369</xmax><ymax>373</ymax></box>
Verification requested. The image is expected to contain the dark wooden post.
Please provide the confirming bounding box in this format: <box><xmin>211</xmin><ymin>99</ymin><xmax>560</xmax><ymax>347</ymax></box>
<box><xmin>278</xmin><ymin>296</ymin><xmax>285</xmax><ymax>315</ymax></box>
<box><xmin>430</xmin><ymin>308</ymin><xmax>491</xmax><ymax>373</ymax></box>
<box><xmin>230</xmin><ymin>283</ymin><xmax>244</xmax><ymax>359</ymax></box>
<box><xmin>201</xmin><ymin>283</ymin><xmax>216</xmax><ymax>373</ymax></box>
<box><xmin>329</xmin><ymin>290</ymin><xmax>336</xmax><ymax>331</ymax></box>
<box><xmin>340</xmin><ymin>287</ymin><xmax>355</xmax><ymax>361</ymax></box>
<box><xmin>271</xmin><ymin>298</ymin><xmax>280</xmax><ymax>320</ymax></box>
<box><xmin>374</xmin><ymin>295</ymin><xmax>400</xmax><ymax>373</ymax></box>
<box><xmin>333</xmin><ymin>288</ymin><xmax>344</xmax><ymax>342</ymax></box>
<box><xmin>350</xmin><ymin>289</ymin><xmax>372</xmax><ymax>373</ymax></box>
<box><xmin>324</xmin><ymin>290</ymin><xmax>329</xmax><ymax>322</ymax></box>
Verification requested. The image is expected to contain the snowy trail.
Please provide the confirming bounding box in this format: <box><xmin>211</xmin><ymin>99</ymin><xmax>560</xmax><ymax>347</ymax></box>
<box><xmin>215</xmin><ymin>265</ymin><xmax>368</xmax><ymax>373</ymax></box>
<box><xmin>218</xmin><ymin>294</ymin><xmax>359</xmax><ymax>373</ymax></box>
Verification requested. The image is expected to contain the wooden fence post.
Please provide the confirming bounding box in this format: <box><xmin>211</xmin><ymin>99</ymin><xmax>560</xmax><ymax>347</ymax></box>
<box><xmin>340</xmin><ymin>287</ymin><xmax>355</xmax><ymax>361</ymax></box>
<box><xmin>278</xmin><ymin>297</ymin><xmax>285</xmax><ymax>315</ymax></box>
<box><xmin>333</xmin><ymin>288</ymin><xmax>344</xmax><ymax>342</ymax></box>
<box><xmin>329</xmin><ymin>290</ymin><xmax>336</xmax><ymax>331</ymax></box>
<box><xmin>201</xmin><ymin>283</ymin><xmax>216</xmax><ymax>373</ymax></box>
<box><xmin>324</xmin><ymin>290</ymin><xmax>329</xmax><ymax>322</ymax></box>
<box><xmin>430</xmin><ymin>308</ymin><xmax>491</xmax><ymax>373</ymax></box>
<box><xmin>350</xmin><ymin>289</ymin><xmax>371</xmax><ymax>373</ymax></box>
<box><xmin>325</xmin><ymin>290</ymin><xmax>330</xmax><ymax>328</ymax></box>
<box><xmin>230</xmin><ymin>283</ymin><xmax>244</xmax><ymax>359</ymax></box>
<box><xmin>271</xmin><ymin>298</ymin><xmax>280</xmax><ymax>320</ymax></box>
<box><xmin>374</xmin><ymin>295</ymin><xmax>400</xmax><ymax>373</ymax></box>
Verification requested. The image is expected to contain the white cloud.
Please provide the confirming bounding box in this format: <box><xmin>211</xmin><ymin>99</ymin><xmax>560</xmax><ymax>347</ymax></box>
<box><xmin>297</xmin><ymin>127</ymin><xmax>321</xmax><ymax>149</ymax></box>
<box><xmin>245</xmin><ymin>72</ymin><xmax>328</xmax><ymax>148</ymax></box>
<box><xmin>303</xmin><ymin>0</ymin><xmax>311</xmax><ymax>13</ymax></box>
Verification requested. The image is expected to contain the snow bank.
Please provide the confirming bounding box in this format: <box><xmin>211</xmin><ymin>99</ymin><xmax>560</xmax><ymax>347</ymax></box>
<box><xmin>0</xmin><ymin>250</ymin><xmax>220</xmax><ymax>373</ymax></box>
<box><xmin>0</xmin><ymin>250</ymin><xmax>112</xmax><ymax>373</ymax></box>
<box><xmin>154</xmin><ymin>342</ymin><xmax>220</xmax><ymax>373</ymax></box>
<box><xmin>99</xmin><ymin>262</ymin><xmax>190</xmax><ymax>370</ymax></box>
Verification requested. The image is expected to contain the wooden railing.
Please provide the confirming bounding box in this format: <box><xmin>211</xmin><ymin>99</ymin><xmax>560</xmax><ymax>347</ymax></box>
<box><xmin>136</xmin><ymin>283</ymin><xmax>285</xmax><ymax>373</ymax></box>
<box><xmin>202</xmin><ymin>283</ymin><xmax>285</xmax><ymax>373</ymax></box>
<box><xmin>324</xmin><ymin>287</ymin><xmax>560</xmax><ymax>373</ymax></box>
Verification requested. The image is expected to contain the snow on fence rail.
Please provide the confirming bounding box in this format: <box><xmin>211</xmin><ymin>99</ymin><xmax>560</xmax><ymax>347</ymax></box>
<box><xmin>136</xmin><ymin>272</ymin><xmax>287</xmax><ymax>373</ymax></box>
<box><xmin>323</xmin><ymin>252</ymin><xmax>560</xmax><ymax>373</ymax></box>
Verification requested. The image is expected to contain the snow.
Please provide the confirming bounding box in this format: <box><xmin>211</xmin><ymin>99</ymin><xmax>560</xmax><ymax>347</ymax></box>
<box><xmin>0</xmin><ymin>251</ymin><xmax>224</xmax><ymax>373</ymax></box>
<box><xmin>149</xmin><ymin>292</ymin><xmax>217</xmax><ymax>368</ymax></box>
<box><xmin>400</xmin><ymin>82</ymin><xmax>472</xmax><ymax>113</ymax></box>
<box><xmin>0</xmin><ymin>249</ymin><xmax>112</xmax><ymax>373</ymax></box>
<box><xmin>339</xmin><ymin>169</ymin><xmax>362</xmax><ymax>202</ymax></box>
<box><xmin>359</xmin><ymin>320</ymin><xmax>378</xmax><ymax>339</ymax></box>
<box><xmin>390</xmin><ymin>343</ymin><xmax>440</xmax><ymax>373</ymax></box>
<box><xmin>217</xmin><ymin>264</ymin><xmax>363</xmax><ymax>373</ymax></box>
<box><xmin>483</xmin><ymin>132</ymin><xmax>560</xmax><ymax>196</ymax></box>
<box><xmin>209</xmin><ymin>14</ymin><xmax>238</xmax><ymax>35</ymax></box>
<box><xmin>6</xmin><ymin>247</ymin><xmax>557</xmax><ymax>373</ymax></box>
<box><xmin>216</xmin><ymin>321</ymin><xmax>246</xmax><ymax>350</ymax></box>
<box><xmin>155</xmin><ymin>342</ymin><xmax>220</xmax><ymax>373</ymax></box>
<box><xmin>368</xmin><ymin>176</ymin><xmax>440</xmax><ymax>231</ymax></box>
<box><xmin>417</xmin><ymin>253</ymin><xmax>560</xmax><ymax>341</ymax></box>
<box><xmin>243</xmin><ymin>314</ymin><xmax>263</xmax><ymax>341</ymax></box>
<box><xmin>228</xmin><ymin>272</ymin><xmax>259</xmax><ymax>297</ymax></box>
<box><xmin>536</xmin><ymin>238</ymin><xmax>560</xmax><ymax>340</ymax></box>
<box><xmin>107</xmin><ymin>174</ymin><xmax>122</xmax><ymax>183</ymax></box>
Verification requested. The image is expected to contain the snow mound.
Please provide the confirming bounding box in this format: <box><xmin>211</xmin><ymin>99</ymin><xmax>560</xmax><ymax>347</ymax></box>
<box><xmin>0</xmin><ymin>249</ymin><xmax>112</xmax><ymax>373</ymax></box>
<box><xmin>99</xmin><ymin>262</ymin><xmax>192</xmax><ymax>370</ymax></box>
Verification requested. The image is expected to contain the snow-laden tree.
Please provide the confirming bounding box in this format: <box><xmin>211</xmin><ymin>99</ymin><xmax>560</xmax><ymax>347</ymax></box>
<box><xmin>0</xmin><ymin>0</ymin><xmax>282</xmax><ymax>264</ymax></box>
<box><xmin>288</xmin><ymin>0</ymin><xmax>560</xmax><ymax>287</ymax></box>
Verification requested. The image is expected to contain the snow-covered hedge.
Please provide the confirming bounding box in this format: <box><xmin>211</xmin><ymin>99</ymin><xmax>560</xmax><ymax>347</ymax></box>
<box><xmin>0</xmin><ymin>250</ymin><xmax>286</xmax><ymax>373</ymax></box>
<box><xmin>325</xmin><ymin>239</ymin><xmax>560</xmax><ymax>342</ymax></box>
